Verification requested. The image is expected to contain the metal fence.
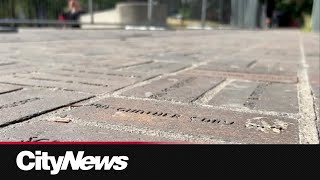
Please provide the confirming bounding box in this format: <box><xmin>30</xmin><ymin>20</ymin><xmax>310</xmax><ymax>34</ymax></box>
<box><xmin>0</xmin><ymin>0</ymin><xmax>233</xmax><ymax>29</ymax></box>
<box><xmin>0</xmin><ymin>0</ymin><xmax>318</xmax><ymax>30</ymax></box>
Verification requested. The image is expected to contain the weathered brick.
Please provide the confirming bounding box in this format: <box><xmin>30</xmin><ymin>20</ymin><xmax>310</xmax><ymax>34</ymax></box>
<box><xmin>62</xmin><ymin>97</ymin><xmax>299</xmax><ymax>144</ymax></box>
<box><xmin>0</xmin><ymin>88</ymin><xmax>92</xmax><ymax>125</ymax></box>
<box><xmin>0</xmin><ymin>120</ymin><xmax>181</xmax><ymax>142</ymax></box>
<box><xmin>0</xmin><ymin>72</ymin><xmax>139</xmax><ymax>94</ymax></box>
<box><xmin>122</xmin><ymin>74</ymin><xmax>224</xmax><ymax>103</ymax></box>
<box><xmin>208</xmin><ymin>81</ymin><xmax>299</xmax><ymax>113</ymax></box>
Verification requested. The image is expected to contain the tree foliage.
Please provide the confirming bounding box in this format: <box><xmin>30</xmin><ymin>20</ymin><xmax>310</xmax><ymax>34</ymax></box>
<box><xmin>276</xmin><ymin>0</ymin><xmax>314</xmax><ymax>17</ymax></box>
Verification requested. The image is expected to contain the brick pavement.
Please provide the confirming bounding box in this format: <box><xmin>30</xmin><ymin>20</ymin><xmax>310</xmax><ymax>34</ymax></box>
<box><xmin>0</xmin><ymin>29</ymin><xmax>319</xmax><ymax>144</ymax></box>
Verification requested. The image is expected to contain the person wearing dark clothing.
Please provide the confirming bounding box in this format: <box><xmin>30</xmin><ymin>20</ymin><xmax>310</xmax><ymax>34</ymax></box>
<box><xmin>265</xmin><ymin>0</ymin><xmax>275</xmax><ymax>28</ymax></box>
<box><xmin>59</xmin><ymin>0</ymin><xmax>85</xmax><ymax>28</ymax></box>
<box><xmin>61</xmin><ymin>11</ymin><xmax>85</xmax><ymax>28</ymax></box>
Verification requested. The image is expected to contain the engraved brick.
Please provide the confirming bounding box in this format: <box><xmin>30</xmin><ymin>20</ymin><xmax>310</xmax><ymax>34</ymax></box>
<box><xmin>197</xmin><ymin>59</ymin><xmax>298</xmax><ymax>77</ymax></box>
<box><xmin>62</xmin><ymin>97</ymin><xmax>299</xmax><ymax>144</ymax></box>
<box><xmin>186</xmin><ymin>69</ymin><xmax>298</xmax><ymax>83</ymax></box>
<box><xmin>0</xmin><ymin>120</ymin><xmax>180</xmax><ymax>142</ymax></box>
<box><xmin>36</xmin><ymin>67</ymin><xmax>157</xmax><ymax>81</ymax></box>
<box><xmin>0</xmin><ymin>72</ymin><xmax>139</xmax><ymax>94</ymax></box>
<box><xmin>121</xmin><ymin>74</ymin><xmax>224</xmax><ymax>103</ymax></box>
<box><xmin>0</xmin><ymin>88</ymin><xmax>92</xmax><ymax>125</ymax></box>
<box><xmin>208</xmin><ymin>81</ymin><xmax>299</xmax><ymax>113</ymax></box>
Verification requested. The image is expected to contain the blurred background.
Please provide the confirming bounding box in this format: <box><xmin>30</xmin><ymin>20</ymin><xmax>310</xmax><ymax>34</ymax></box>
<box><xmin>0</xmin><ymin>0</ymin><xmax>319</xmax><ymax>32</ymax></box>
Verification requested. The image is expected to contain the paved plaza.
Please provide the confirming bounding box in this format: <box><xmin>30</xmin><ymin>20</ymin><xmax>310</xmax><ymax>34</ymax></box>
<box><xmin>0</xmin><ymin>29</ymin><xmax>319</xmax><ymax>144</ymax></box>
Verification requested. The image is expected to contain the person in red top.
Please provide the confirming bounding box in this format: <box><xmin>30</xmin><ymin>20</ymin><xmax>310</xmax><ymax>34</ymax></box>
<box><xmin>59</xmin><ymin>0</ymin><xmax>85</xmax><ymax>28</ymax></box>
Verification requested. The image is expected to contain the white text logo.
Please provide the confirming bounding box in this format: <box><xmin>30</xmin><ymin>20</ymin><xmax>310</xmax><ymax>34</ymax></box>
<box><xmin>16</xmin><ymin>151</ymin><xmax>129</xmax><ymax>175</ymax></box>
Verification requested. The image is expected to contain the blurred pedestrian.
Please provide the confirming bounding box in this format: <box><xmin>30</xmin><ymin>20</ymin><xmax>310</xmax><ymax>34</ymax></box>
<box><xmin>59</xmin><ymin>0</ymin><xmax>85</xmax><ymax>28</ymax></box>
<box><xmin>265</xmin><ymin>0</ymin><xmax>275</xmax><ymax>28</ymax></box>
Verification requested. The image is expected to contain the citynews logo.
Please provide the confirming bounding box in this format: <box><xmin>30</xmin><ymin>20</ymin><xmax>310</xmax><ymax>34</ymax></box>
<box><xmin>16</xmin><ymin>151</ymin><xmax>129</xmax><ymax>175</ymax></box>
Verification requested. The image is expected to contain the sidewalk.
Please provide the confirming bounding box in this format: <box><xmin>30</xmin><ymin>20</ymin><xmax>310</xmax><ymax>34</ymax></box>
<box><xmin>0</xmin><ymin>29</ymin><xmax>319</xmax><ymax>144</ymax></box>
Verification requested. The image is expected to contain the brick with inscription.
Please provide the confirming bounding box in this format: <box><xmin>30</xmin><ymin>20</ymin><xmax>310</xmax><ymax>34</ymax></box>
<box><xmin>197</xmin><ymin>59</ymin><xmax>298</xmax><ymax>77</ymax></box>
<box><xmin>0</xmin><ymin>88</ymin><xmax>92</xmax><ymax>126</ymax></box>
<box><xmin>208</xmin><ymin>81</ymin><xmax>299</xmax><ymax>113</ymax></box>
<box><xmin>62</xmin><ymin>97</ymin><xmax>299</xmax><ymax>144</ymax></box>
<box><xmin>0</xmin><ymin>72</ymin><xmax>138</xmax><ymax>94</ymax></box>
<box><xmin>0</xmin><ymin>120</ymin><xmax>182</xmax><ymax>142</ymax></box>
<box><xmin>36</xmin><ymin>67</ymin><xmax>158</xmax><ymax>81</ymax></box>
<box><xmin>122</xmin><ymin>74</ymin><xmax>224</xmax><ymax>103</ymax></box>
<box><xmin>185</xmin><ymin>69</ymin><xmax>298</xmax><ymax>83</ymax></box>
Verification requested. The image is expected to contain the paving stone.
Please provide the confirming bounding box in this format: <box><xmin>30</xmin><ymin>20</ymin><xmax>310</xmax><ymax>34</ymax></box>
<box><xmin>24</xmin><ymin>62</ymin><xmax>182</xmax><ymax>80</ymax></box>
<box><xmin>242</xmin><ymin>49</ymin><xmax>301</xmax><ymax>61</ymax></box>
<box><xmin>0</xmin><ymin>72</ymin><xmax>139</xmax><ymax>94</ymax></box>
<box><xmin>0</xmin><ymin>120</ymin><xmax>181</xmax><ymax>142</ymax></box>
<box><xmin>120</xmin><ymin>62</ymin><xmax>189</xmax><ymax>75</ymax></box>
<box><xmin>121</xmin><ymin>74</ymin><xmax>224</xmax><ymax>103</ymax></box>
<box><xmin>61</xmin><ymin>97</ymin><xmax>299</xmax><ymax>144</ymax></box>
<box><xmin>0</xmin><ymin>88</ymin><xmax>92</xmax><ymax>126</ymax></box>
<box><xmin>37</xmin><ymin>69</ymin><xmax>128</xmax><ymax>79</ymax></box>
<box><xmin>23</xmin><ymin>54</ymin><xmax>154</xmax><ymax>70</ymax></box>
<box><xmin>0</xmin><ymin>84</ymin><xmax>22</xmax><ymax>94</ymax></box>
<box><xmin>145</xmin><ymin>51</ymin><xmax>203</xmax><ymax>64</ymax></box>
<box><xmin>0</xmin><ymin>62</ymin><xmax>35</xmax><ymax>75</ymax></box>
<box><xmin>36</xmin><ymin>66</ymin><xmax>159</xmax><ymax>80</ymax></box>
<box><xmin>0</xmin><ymin>29</ymin><xmax>318</xmax><ymax>144</ymax></box>
<box><xmin>208</xmin><ymin>81</ymin><xmax>299</xmax><ymax>113</ymax></box>
<box><xmin>185</xmin><ymin>69</ymin><xmax>298</xmax><ymax>83</ymax></box>
<box><xmin>197</xmin><ymin>59</ymin><xmax>298</xmax><ymax>77</ymax></box>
